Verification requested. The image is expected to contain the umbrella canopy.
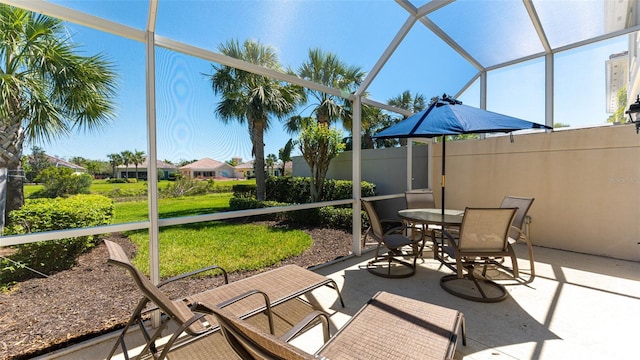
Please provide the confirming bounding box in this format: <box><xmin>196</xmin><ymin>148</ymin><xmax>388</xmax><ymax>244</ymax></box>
<box><xmin>373</xmin><ymin>94</ymin><xmax>551</xmax><ymax>213</ymax></box>
<box><xmin>375</xmin><ymin>95</ymin><xmax>550</xmax><ymax>139</ymax></box>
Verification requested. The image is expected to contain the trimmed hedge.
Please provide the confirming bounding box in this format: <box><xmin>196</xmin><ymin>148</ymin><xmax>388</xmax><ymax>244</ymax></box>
<box><xmin>265</xmin><ymin>177</ymin><xmax>376</xmax><ymax>203</ymax></box>
<box><xmin>1</xmin><ymin>195</ymin><xmax>115</xmax><ymax>283</ymax></box>
<box><xmin>230</xmin><ymin>177</ymin><xmax>376</xmax><ymax>231</ymax></box>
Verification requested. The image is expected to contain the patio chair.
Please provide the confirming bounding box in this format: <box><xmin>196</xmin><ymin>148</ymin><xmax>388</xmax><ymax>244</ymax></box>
<box><xmin>405</xmin><ymin>189</ymin><xmax>440</xmax><ymax>253</ymax></box>
<box><xmin>104</xmin><ymin>240</ymin><xmax>344</xmax><ymax>360</ymax></box>
<box><xmin>500</xmin><ymin>196</ymin><xmax>536</xmax><ymax>283</ymax></box>
<box><xmin>362</xmin><ymin>199</ymin><xmax>421</xmax><ymax>278</ymax></box>
<box><xmin>405</xmin><ymin>188</ymin><xmax>436</xmax><ymax>209</ymax></box>
<box><xmin>207</xmin><ymin>290</ymin><xmax>466</xmax><ymax>360</ymax></box>
<box><xmin>434</xmin><ymin>207</ymin><xmax>518</xmax><ymax>302</ymax></box>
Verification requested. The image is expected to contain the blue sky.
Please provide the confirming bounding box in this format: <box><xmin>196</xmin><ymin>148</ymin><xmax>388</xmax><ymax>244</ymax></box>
<box><xmin>36</xmin><ymin>1</ymin><xmax>629</xmax><ymax>164</ymax></box>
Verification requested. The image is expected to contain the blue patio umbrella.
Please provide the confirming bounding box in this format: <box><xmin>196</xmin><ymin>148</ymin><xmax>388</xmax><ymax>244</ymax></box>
<box><xmin>373</xmin><ymin>94</ymin><xmax>551</xmax><ymax>214</ymax></box>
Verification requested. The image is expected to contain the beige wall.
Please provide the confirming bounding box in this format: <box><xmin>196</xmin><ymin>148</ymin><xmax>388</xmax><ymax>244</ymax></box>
<box><xmin>432</xmin><ymin>124</ymin><xmax>640</xmax><ymax>261</ymax></box>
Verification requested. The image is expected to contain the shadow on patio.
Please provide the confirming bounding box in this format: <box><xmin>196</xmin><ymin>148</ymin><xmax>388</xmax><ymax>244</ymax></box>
<box><xmin>39</xmin><ymin>244</ymin><xmax>639</xmax><ymax>360</ymax></box>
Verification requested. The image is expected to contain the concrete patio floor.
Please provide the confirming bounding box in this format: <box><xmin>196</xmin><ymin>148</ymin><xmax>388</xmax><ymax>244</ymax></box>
<box><xmin>38</xmin><ymin>244</ymin><xmax>640</xmax><ymax>359</ymax></box>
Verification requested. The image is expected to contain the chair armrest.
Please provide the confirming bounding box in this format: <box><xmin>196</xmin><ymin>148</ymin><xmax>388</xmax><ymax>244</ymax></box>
<box><xmin>158</xmin><ymin>265</ymin><xmax>228</xmax><ymax>287</ymax></box>
<box><xmin>281</xmin><ymin>310</ymin><xmax>331</xmax><ymax>343</ymax></box>
<box><xmin>193</xmin><ymin>289</ymin><xmax>276</xmax><ymax>335</ymax></box>
<box><xmin>383</xmin><ymin>224</ymin><xmax>410</xmax><ymax>236</ymax></box>
<box><xmin>509</xmin><ymin>225</ymin><xmax>528</xmax><ymax>243</ymax></box>
<box><xmin>431</xmin><ymin>228</ymin><xmax>459</xmax><ymax>253</ymax></box>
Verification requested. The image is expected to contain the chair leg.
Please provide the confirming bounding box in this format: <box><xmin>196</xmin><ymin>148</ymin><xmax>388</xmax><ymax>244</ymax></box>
<box><xmin>367</xmin><ymin>245</ymin><xmax>417</xmax><ymax>278</ymax></box>
<box><xmin>524</xmin><ymin>239</ymin><xmax>535</xmax><ymax>283</ymax></box>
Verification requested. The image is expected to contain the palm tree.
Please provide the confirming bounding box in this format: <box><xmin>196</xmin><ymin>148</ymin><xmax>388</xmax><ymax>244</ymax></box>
<box><xmin>387</xmin><ymin>90</ymin><xmax>426</xmax><ymax>146</ymax></box>
<box><xmin>120</xmin><ymin>150</ymin><xmax>134</xmax><ymax>180</ymax></box>
<box><xmin>0</xmin><ymin>5</ymin><xmax>117</xmax><ymax>223</ymax></box>
<box><xmin>278</xmin><ymin>138</ymin><xmax>294</xmax><ymax>176</ymax></box>
<box><xmin>265</xmin><ymin>153</ymin><xmax>277</xmax><ymax>176</ymax></box>
<box><xmin>107</xmin><ymin>153</ymin><xmax>123</xmax><ymax>178</ymax></box>
<box><xmin>285</xmin><ymin>48</ymin><xmax>365</xmax><ymax>131</ymax></box>
<box><xmin>209</xmin><ymin>39</ymin><xmax>302</xmax><ymax>200</ymax></box>
<box><xmin>285</xmin><ymin>48</ymin><xmax>364</xmax><ymax>201</ymax></box>
<box><xmin>132</xmin><ymin>149</ymin><xmax>145</xmax><ymax>180</ymax></box>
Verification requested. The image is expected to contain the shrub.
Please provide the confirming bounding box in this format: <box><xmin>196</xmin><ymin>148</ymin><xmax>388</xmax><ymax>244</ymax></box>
<box><xmin>107</xmin><ymin>178</ymin><xmax>128</xmax><ymax>183</ymax></box>
<box><xmin>229</xmin><ymin>177</ymin><xmax>377</xmax><ymax>230</ymax></box>
<box><xmin>318</xmin><ymin>206</ymin><xmax>353</xmax><ymax>229</ymax></box>
<box><xmin>34</xmin><ymin>167</ymin><xmax>93</xmax><ymax>198</ymax></box>
<box><xmin>160</xmin><ymin>177</ymin><xmax>213</xmax><ymax>198</ymax></box>
<box><xmin>266</xmin><ymin>177</ymin><xmax>375</xmax><ymax>203</ymax></box>
<box><xmin>232</xmin><ymin>184</ymin><xmax>257</xmax><ymax>199</ymax></box>
<box><xmin>1</xmin><ymin>195</ymin><xmax>115</xmax><ymax>283</ymax></box>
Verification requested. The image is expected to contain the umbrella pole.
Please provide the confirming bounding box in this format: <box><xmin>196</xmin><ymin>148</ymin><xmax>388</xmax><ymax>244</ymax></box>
<box><xmin>441</xmin><ymin>135</ymin><xmax>446</xmax><ymax>216</ymax></box>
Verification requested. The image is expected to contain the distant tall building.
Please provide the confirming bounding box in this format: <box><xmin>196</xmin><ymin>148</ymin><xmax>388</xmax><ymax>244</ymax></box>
<box><xmin>605</xmin><ymin>51</ymin><xmax>629</xmax><ymax>114</ymax></box>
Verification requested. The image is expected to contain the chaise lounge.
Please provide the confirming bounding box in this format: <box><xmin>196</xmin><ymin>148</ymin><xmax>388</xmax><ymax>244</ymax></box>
<box><xmin>103</xmin><ymin>240</ymin><xmax>344</xmax><ymax>359</ymax></box>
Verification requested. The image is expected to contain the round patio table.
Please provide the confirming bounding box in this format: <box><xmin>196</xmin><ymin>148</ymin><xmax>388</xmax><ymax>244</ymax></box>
<box><xmin>397</xmin><ymin>208</ymin><xmax>464</xmax><ymax>262</ymax></box>
<box><xmin>397</xmin><ymin>208</ymin><xmax>464</xmax><ymax>227</ymax></box>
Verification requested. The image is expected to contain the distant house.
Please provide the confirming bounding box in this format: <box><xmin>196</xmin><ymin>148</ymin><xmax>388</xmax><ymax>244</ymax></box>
<box><xmin>233</xmin><ymin>160</ymin><xmax>292</xmax><ymax>178</ymax></box>
<box><xmin>45</xmin><ymin>155</ymin><xmax>87</xmax><ymax>173</ymax></box>
<box><xmin>234</xmin><ymin>160</ymin><xmax>254</xmax><ymax>179</ymax></box>
<box><xmin>116</xmin><ymin>158</ymin><xmax>177</xmax><ymax>180</ymax></box>
<box><xmin>180</xmin><ymin>158</ymin><xmax>236</xmax><ymax>179</ymax></box>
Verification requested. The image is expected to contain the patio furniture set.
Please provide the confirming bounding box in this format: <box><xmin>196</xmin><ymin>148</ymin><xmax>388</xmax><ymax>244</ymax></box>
<box><xmin>363</xmin><ymin>190</ymin><xmax>536</xmax><ymax>302</ymax></box>
<box><xmin>102</xmin><ymin>190</ymin><xmax>532</xmax><ymax>359</ymax></box>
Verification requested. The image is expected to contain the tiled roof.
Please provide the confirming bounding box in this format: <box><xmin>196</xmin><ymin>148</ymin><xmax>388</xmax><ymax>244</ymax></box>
<box><xmin>179</xmin><ymin>157</ymin><xmax>226</xmax><ymax>169</ymax></box>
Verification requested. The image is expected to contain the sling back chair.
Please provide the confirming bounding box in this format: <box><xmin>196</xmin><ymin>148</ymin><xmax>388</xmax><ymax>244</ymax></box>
<box><xmin>500</xmin><ymin>196</ymin><xmax>536</xmax><ymax>283</ymax></box>
<box><xmin>434</xmin><ymin>208</ymin><xmax>518</xmax><ymax>302</ymax></box>
<box><xmin>405</xmin><ymin>189</ymin><xmax>441</xmax><ymax>253</ymax></box>
<box><xmin>362</xmin><ymin>199</ymin><xmax>421</xmax><ymax>278</ymax></box>
<box><xmin>208</xmin><ymin>290</ymin><xmax>466</xmax><ymax>360</ymax></box>
<box><xmin>104</xmin><ymin>240</ymin><xmax>344</xmax><ymax>360</ymax></box>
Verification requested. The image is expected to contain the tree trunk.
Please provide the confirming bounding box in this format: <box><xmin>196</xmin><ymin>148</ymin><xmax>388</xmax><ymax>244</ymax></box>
<box><xmin>252</xmin><ymin>121</ymin><xmax>267</xmax><ymax>201</ymax></box>
<box><xmin>0</xmin><ymin>121</ymin><xmax>26</xmax><ymax>226</ymax></box>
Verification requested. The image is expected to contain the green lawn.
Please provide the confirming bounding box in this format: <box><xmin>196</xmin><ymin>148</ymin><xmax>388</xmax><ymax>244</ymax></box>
<box><xmin>21</xmin><ymin>178</ymin><xmax>312</xmax><ymax>278</ymax></box>
<box><xmin>23</xmin><ymin>179</ymin><xmax>256</xmax><ymax>199</ymax></box>
<box><xmin>128</xmin><ymin>222</ymin><xmax>312</xmax><ymax>277</ymax></box>
<box><xmin>114</xmin><ymin>193</ymin><xmax>233</xmax><ymax>223</ymax></box>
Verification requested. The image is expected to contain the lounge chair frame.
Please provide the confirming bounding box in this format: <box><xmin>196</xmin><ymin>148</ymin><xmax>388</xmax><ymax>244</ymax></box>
<box><xmin>209</xmin><ymin>290</ymin><xmax>466</xmax><ymax>360</ymax></box>
<box><xmin>104</xmin><ymin>240</ymin><xmax>344</xmax><ymax>360</ymax></box>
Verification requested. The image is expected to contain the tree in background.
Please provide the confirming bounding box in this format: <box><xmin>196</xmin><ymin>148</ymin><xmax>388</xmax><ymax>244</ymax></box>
<box><xmin>286</xmin><ymin>48</ymin><xmax>363</xmax><ymax>201</ymax></box>
<box><xmin>387</xmin><ymin>90</ymin><xmax>426</xmax><ymax>147</ymax></box>
<box><xmin>299</xmin><ymin>123</ymin><xmax>345</xmax><ymax>202</ymax></box>
<box><xmin>131</xmin><ymin>149</ymin><xmax>145</xmax><ymax>180</ymax></box>
<box><xmin>176</xmin><ymin>159</ymin><xmax>197</xmax><ymax>167</ymax></box>
<box><xmin>278</xmin><ymin>138</ymin><xmax>294</xmax><ymax>176</ymax></box>
<box><xmin>209</xmin><ymin>39</ymin><xmax>302</xmax><ymax>200</ymax></box>
<box><xmin>0</xmin><ymin>5</ymin><xmax>117</xmax><ymax>224</ymax></box>
<box><xmin>607</xmin><ymin>87</ymin><xmax>627</xmax><ymax>124</ymax></box>
<box><xmin>285</xmin><ymin>48</ymin><xmax>365</xmax><ymax>131</ymax></box>
<box><xmin>265</xmin><ymin>153</ymin><xmax>277</xmax><ymax>176</ymax></box>
<box><xmin>120</xmin><ymin>150</ymin><xmax>134</xmax><ymax>179</ymax></box>
<box><xmin>226</xmin><ymin>158</ymin><xmax>239</xmax><ymax>166</ymax></box>
<box><xmin>25</xmin><ymin>147</ymin><xmax>52</xmax><ymax>183</ymax></box>
<box><xmin>34</xmin><ymin>167</ymin><xmax>93</xmax><ymax>198</ymax></box>
<box><xmin>107</xmin><ymin>153</ymin><xmax>123</xmax><ymax>178</ymax></box>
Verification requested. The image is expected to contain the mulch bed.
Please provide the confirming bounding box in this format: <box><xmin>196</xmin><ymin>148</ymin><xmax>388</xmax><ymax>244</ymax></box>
<box><xmin>0</xmin><ymin>223</ymin><xmax>354</xmax><ymax>360</ymax></box>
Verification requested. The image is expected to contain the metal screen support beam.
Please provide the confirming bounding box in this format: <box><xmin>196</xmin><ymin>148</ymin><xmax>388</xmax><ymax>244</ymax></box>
<box><xmin>146</xmin><ymin>0</ymin><xmax>160</xmax><ymax>291</ymax></box>
<box><xmin>352</xmin><ymin>96</ymin><xmax>362</xmax><ymax>256</ymax></box>
<box><xmin>407</xmin><ymin>140</ymin><xmax>413</xmax><ymax>190</ymax></box>
<box><xmin>479</xmin><ymin>71</ymin><xmax>487</xmax><ymax>140</ymax></box>
<box><xmin>545</xmin><ymin>53</ymin><xmax>554</xmax><ymax>129</ymax></box>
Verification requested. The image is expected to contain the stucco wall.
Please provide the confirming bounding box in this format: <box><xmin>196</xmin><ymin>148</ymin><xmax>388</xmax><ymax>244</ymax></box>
<box><xmin>293</xmin><ymin>145</ymin><xmax>430</xmax><ymax>211</ymax></box>
<box><xmin>292</xmin><ymin>124</ymin><xmax>639</xmax><ymax>261</ymax></box>
<box><xmin>432</xmin><ymin>124</ymin><xmax>640</xmax><ymax>261</ymax></box>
